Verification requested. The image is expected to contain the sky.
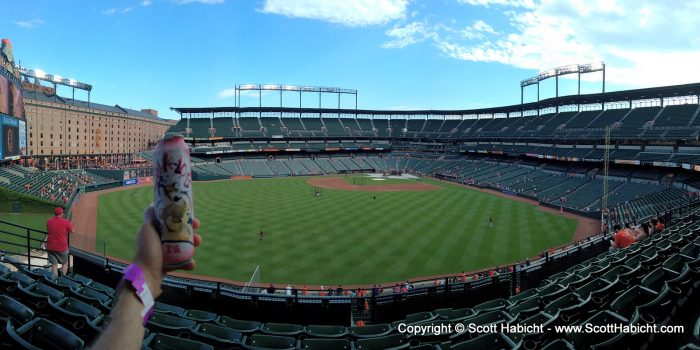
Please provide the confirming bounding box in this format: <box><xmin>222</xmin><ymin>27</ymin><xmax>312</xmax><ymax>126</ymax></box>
<box><xmin>3</xmin><ymin>0</ymin><xmax>699</xmax><ymax>119</ymax></box>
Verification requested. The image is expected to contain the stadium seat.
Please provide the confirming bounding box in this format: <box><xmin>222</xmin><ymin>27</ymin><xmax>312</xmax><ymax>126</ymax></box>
<box><xmin>0</xmin><ymin>295</ymin><xmax>34</xmax><ymax>326</ymax></box>
<box><xmin>47</xmin><ymin>297</ymin><xmax>103</xmax><ymax>341</ymax></box>
<box><xmin>143</xmin><ymin>332</ymin><xmax>214</xmax><ymax>350</ymax></box>
<box><xmin>148</xmin><ymin>312</ymin><xmax>197</xmax><ymax>338</ymax></box>
<box><xmin>82</xmin><ymin>281</ymin><xmax>115</xmax><ymax>297</ymax></box>
<box><xmin>355</xmin><ymin>333</ymin><xmax>408</xmax><ymax>350</ymax></box>
<box><xmin>609</xmin><ymin>285</ymin><xmax>658</xmax><ymax>320</ymax></box>
<box><xmin>261</xmin><ymin>322</ymin><xmax>303</xmax><ymax>336</ymax></box>
<box><xmin>473</xmin><ymin>298</ymin><xmax>511</xmax><ymax>313</ymax></box>
<box><xmin>245</xmin><ymin>333</ymin><xmax>296</xmax><ymax>350</ymax></box>
<box><xmin>191</xmin><ymin>323</ymin><xmax>244</xmax><ymax>348</ymax></box>
<box><xmin>0</xmin><ymin>264</ymin><xmax>11</xmax><ymax>276</ymax></box>
<box><xmin>403</xmin><ymin>311</ymin><xmax>437</xmax><ymax>325</ymax></box>
<box><xmin>43</xmin><ymin>276</ymin><xmax>82</xmax><ymax>294</ymax></box>
<box><xmin>540</xmin><ymin>339</ymin><xmax>575</xmax><ymax>350</ymax></box>
<box><xmin>71</xmin><ymin>287</ymin><xmax>112</xmax><ymax>311</ymax></box>
<box><xmin>0</xmin><ymin>272</ymin><xmax>35</xmax><ymax>293</ymax></box>
<box><xmin>506</xmin><ymin>296</ymin><xmax>541</xmax><ymax>321</ymax></box>
<box><xmin>536</xmin><ymin>283</ymin><xmax>568</xmax><ymax>304</ymax></box>
<box><xmin>63</xmin><ymin>274</ymin><xmax>92</xmax><ymax>287</ymax></box>
<box><xmin>216</xmin><ymin>316</ymin><xmax>261</xmax><ymax>334</ymax></box>
<box><xmin>443</xmin><ymin>308</ymin><xmax>477</xmax><ymax>322</ymax></box>
<box><xmin>153</xmin><ymin>301</ymin><xmax>186</xmax><ymax>316</ymax></box>
<box><xmin>301</xmin><ymin>338</ymin><xmax>352</xmax><ymax>350</ymax></box>
<box><xmin>5</xmin><ymin>317</ymin><xmax>84</xmax><ymax>350</ymax></box>
<box><xmin>640</xmin><ymin>267</ymin><xmax>679</xmax><ymax>293</ymax></box>
<box><xmin>508</xmin><ymin>289</ymin><xmax>537</xmax><ymax>304</ymax></box>
<box><xmin>568</xmin><ymin>310</ymin><xmax>627</xmax><ymax>349</ymax></box>
<box><xmin>349</xmin><ymin>323</ymin><xmax>392</xmax><ymax>338</ymax></box>
<box><xmin>16</xmin><ymin>283</ymin><xmax>64</xmax><ymax>312</ymax></box>
<box><xmin>449</xmin><ymin>333</ymin><xmax>520</xmax><ymax>350</ymax></box>
<box><xmin>543</xmin><ymin>293</ymin><xmax>590</xmax><ymax>323</ymax></box>
<box><xmin>305</xmin><ymin>324</ymin><xmax>347</xmax><ymax>338</ymax></box>
<box><xmin>181</xmin><ymin>309</ymin><xmax>217</xmax><ymax>323</ymax></box>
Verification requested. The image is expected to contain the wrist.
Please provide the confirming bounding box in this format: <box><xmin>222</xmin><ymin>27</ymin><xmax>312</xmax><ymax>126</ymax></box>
<box><xmin>124</xmin><ymin>264</ymin><xmax>157</xmax><ymax>325</ymax></box>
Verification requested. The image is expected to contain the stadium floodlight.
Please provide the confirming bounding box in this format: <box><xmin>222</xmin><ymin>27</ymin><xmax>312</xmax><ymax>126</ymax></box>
<box><xmin>69</xmin><ymin>79</ymin><xmax>77</xmax><ymax>86</ymax></box>
<box><xmin>20</xmin><ymin>67</ymin><xmax>92</xmax><ymax>91</ymax></box>
<box><xmin>34</xmin><ymin>68</ymin><xmax>46</xmax><ymax>79</ymax></box>
<box><xmin>282</xmin><ymin>85</ymin><xmax>298</xmax><ymax>91</ymax></box>
<box><xmin>53</xmin><ymin>75</ymin><xmax>62</xmax><ymax>82</ymax></box>
<box><xmin>239</xmin><ymin>84</ymin><xmax>259</xmax><ymax>90</ymax></box>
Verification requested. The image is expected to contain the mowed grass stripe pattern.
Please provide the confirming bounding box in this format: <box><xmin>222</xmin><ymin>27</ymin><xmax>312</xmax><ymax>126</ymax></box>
<box><xmin>95</xmin><ymin>178</ymin><xmax>576</xmax><ymax>285</ymax></box>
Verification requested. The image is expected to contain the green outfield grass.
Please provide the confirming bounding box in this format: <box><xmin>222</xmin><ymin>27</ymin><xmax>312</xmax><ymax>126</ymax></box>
<box><xmin>0</xmin><ymin>212</ymin><xmax>53</xmax><ymax>254</ymax></box>
<box><xmin>95</xmin><ymin>177</ymin><xmax>577</xmax><ymax>285</ymax></box>
<box><xmin>343</xmin><ymin>174</ymin><xmax>420</xmax><ymax>186</ymax></box>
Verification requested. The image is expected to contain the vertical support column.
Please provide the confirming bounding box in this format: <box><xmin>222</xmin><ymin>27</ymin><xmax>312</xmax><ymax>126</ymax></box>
<box><xmin>556</xmin><ymin>75</ymin><xmax>559</xmax><ymax>114</ymax></box>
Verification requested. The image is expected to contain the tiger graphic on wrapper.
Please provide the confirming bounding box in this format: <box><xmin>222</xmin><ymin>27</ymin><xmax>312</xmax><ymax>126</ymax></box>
<box><xmin>153</xmin><ymin>135</ymin><xmax>195</xmax><ymax>268</ymax></box>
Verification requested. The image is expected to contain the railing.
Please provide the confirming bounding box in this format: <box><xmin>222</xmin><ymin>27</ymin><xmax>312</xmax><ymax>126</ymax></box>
<box><xmin>0</xmin><ymin>220</ymin><xmax>51</xmax><ymax>270</ymax></box>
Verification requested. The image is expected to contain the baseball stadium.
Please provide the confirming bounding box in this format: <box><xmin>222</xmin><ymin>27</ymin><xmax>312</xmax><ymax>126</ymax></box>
<box><xmin>1</xmin><ymin>2</ymin><xmax>700</xmax><ymax>349</ymax></box>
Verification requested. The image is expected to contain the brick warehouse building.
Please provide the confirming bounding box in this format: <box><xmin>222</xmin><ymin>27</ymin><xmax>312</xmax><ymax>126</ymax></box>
<box><xmin>22</xmin><ymin>83</ymin><xmax>174</xmax><ymax>158</ymax></box>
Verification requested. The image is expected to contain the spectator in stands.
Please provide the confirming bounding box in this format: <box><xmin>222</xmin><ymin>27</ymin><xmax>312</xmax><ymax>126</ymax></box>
<box><xmin>267</xmin><ymin>284</ymin><xmax>276</xmax><ymax>294</ymax></box>
<box><xmin>655</xmin><ymin>217</ymin><xmax>665</xmax><ymax>233</ymax></box>
<box><xmin>611</xmin><ymin>225</ymin><xmax>637</xmax><ymax>250</ymax></box>
<box><xmin>91</xmin><ymin>206</ymin><xmax>201</xmax><ymax>350</ymax></box>
<box><xmin>46</xmin><ymin>207</ymin><xmax>74</xmax><ymax>278</ymax></box>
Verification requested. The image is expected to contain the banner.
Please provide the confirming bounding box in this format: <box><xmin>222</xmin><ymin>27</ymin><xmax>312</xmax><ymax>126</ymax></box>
<box><xmin>18</xmin><ymin>119</ymin><xmax>25</xmax><ymax>156</ymax></box>
<box><xmin>123</xmin><ymin>178</ymin><xmax>138</xmax><ymax>186</ymax></box>
<box><xmin>2</xmin><ymin>114</ymin><xmax>19</xmax><ymax>159</ymax></box>
<box><xmin>138</xmin><ymin>176</ymin><xmax>152</xmax><ymax>184</ymax></box>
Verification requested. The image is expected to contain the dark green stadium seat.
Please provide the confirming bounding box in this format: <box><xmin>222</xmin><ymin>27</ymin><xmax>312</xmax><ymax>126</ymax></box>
<box><xmin>182</xmin><ymin>309</ymin><xmax>217</xmax><ymax>323</ymax></box>
<box><xmin>148</xmin><ymin>312</ymin><xmax>197</xmax><ymax>338</ymax></box>
<box><xmin>632</xmin><ymin>284</ymin><xmax>676</xmax><ymax>327</ymax></box>
<box><xmin>301</xmin><ymin>338</ymin><xmax>352</xmax><ymax>350</ymax></box>
<box><xmin>640</xmin><ymin>267</ymin><xmax>679</xmax><ymax>293</ymax></box>
<box><xmin>0</xmin><ymin>295</ymin><xmax>34</xmax><ymax>326</ymax></box>
<box><xmin>24</xmin><ymin>268</ymin><xmax>54</xmax><ymax>281</ymax></box>
<box><xmin>48</xmin><ymin>297</ymin><xmax>103</xmax><ymax>341</ymax></box>
<box><xmin>0</xmin><ymin>272</ymin><xmax>35</xmax><ymax>292</ymax></box>
<box><xmin>16</xmin><ymin>283</ymin><xmax>64</xmax><ymax>311</ymax></box>
<box><xmin>540</xmin><ymin>339</ymin><xmax>575</xmax><ymax>350</ymax></box>
<box><xmin>305</xmin><ymin>324</ymin><xmax>347</xmax><ymax>338</ymax></box>
<box><xmin>6</xmin><ymin>317</ymin><xmax>84</xmax><ymax>350</ymax></box>
<box><xmin>568</xmin><ymin>310</ymin><xmax>626</xmax><ymax>349</ymax></box>
<box><xmin>349</xmin><ymin>323</ymin><xmax>392</xmax><ymax>338</ymax></box>
<box><xmin>508</xmin><ymin>289</ymin><xmax>537</xmax><ymax>304</ymax></box>
<box><xmin>449</xmin><ymin>333</ymin><xmax>520</xmax><ymax>350</ymax></box>
<box><xmin>216</xmin><ymin>316</ymin><xmax>261</xmax><ymax>334</ymax></box>
<box><xmin>191</xmin><ymin>323</ymin><xmax>243</xmax><ymax>348</ymax></box>
<box><xmin>507</xmin><ymin>311</ymin><xmax>557</xmax><ymax>344</ymax></box>
<box><xmin>473</xmin><ymin>298</ymin><xmax>511</xmax><ymax>313</ymax></box>
<box><xmin>544</xmin><ymin>292</ymin><xmax>591</xmax><ymax>323</ymax></box>
<box><xmin>0</xmin><ymin>264</ymin><xmax>11</xmax><ymax>276</ymax></box>
<box><xmin>506</xmin><ymin>296</ymin><xmax>541</xmax><ymax>321</ymax></box>
<box><xmin>64</xmin><ymin>273</ymin><xmax>92</xmax><ymax>286</ymax></box>
<box><xmin>537</xmin><ymin>283</ymin><xmax>567</xmax><ymax>303</ymax></box>
<box><xmin>662</xmin><ymin>254</ymin><xmax>687</xmax><ymax>274</ymax></box>
<box><xmin>246</xmin><ymin>333</ymin><xmax>296</xmax><ymax>350</ymax></box>
<box><xmin>83</xmin><ymin>280</ymin><xmax>115</xmax><ymax>297</ymax></box>
<box><xmin>609</xmin><ymin>285</ymin><xmax>658</xmax><ymax>320</ymax></box>
<box><xmin>43</xmin><ymin>275</ymin><xmax>81</xmax><ymax>294</ymax></box>
<box><xmin>355</xmin><ymin>333</ymin><xmax>408</xmax><ymax>350</ymax></box>
<box><xmin>404</xmin><ymin>311</ymin><xmax>437</xmax><ymax>325</ymax></box>
<box><xmin>444</xmin><ymin>308</ymin><xmax>477</xmax><ymax>322</ymax></box>
<box><xmin>71</xmin><ymin>287</ymin><xmax>112</xmax><ymax>311</ymax></box>
<box><xmin>144</xmin><ymin>332</ymin><xmax>214</xmax><ymax>350</ymax></box>
<box><xmin>433</xmin><ymin>308</ymin><xmax>453</xmax><ymax>319</ymax></box>
<box><xmin>153</xmin><ymin>301</ymin><xmax>185</xmax><ymax>316</ymax></box>
<box><xmin>261</xmin><ymin>322</ymin><xmax>303</xmax><ymax>336</ymax></box>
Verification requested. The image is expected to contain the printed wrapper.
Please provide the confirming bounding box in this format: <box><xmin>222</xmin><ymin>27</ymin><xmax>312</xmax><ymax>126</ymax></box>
<box><xmin>153</xmin><ymin>134</ymin><xmax>195</xmax><ymax>269</ymax></box>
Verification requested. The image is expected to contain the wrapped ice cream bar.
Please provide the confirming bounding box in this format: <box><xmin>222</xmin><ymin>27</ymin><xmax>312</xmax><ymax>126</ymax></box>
<box><xmin>153</xmin><ymin>133</ymin><xmax>195</xmax><ymax>269</ymax></box>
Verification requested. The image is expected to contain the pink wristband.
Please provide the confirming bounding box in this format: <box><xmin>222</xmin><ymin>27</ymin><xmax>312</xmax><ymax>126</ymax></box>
<box><xmin>124</xmin><ymin>264</ymin><xmax>155</xmax><ymax>325</ymax></box>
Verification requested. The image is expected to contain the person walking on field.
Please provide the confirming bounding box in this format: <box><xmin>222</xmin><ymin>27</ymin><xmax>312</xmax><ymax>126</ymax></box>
<box><xmin>46</xmin><ymin>207</ymin><xmax>74</xmax><ymax>278</ymax></box>
<box><xmin>488</xmin><ymin>216</ymin><xmax>494</xmax><ymax>229</ymax></box>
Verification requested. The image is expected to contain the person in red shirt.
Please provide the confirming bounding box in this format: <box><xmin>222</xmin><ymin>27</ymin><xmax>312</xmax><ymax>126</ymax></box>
<box><xmin>46</xmin><ymin>207</ymin><xmax>74</xmax><ymax>278</ymax></box>
<box><xmin>612</xmin><ymin>227</ymin><xmax>636</xmax><ymax>249</ymax></box>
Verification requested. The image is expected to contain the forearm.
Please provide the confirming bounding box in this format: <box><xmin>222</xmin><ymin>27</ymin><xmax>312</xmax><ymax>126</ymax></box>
<box><xmin>91</xmin><ymin>281</ymin><xmax>146</xmax><ymax>349</ymax></box>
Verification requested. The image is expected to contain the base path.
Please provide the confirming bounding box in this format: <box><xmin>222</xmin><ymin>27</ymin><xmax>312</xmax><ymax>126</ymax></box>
<box><xmin>307</xmin><ymin>177</ymin><xmax>439</xmax><ymax>192</ymax></box>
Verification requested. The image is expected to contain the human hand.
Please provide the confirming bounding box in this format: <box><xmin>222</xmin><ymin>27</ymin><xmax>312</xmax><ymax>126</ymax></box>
<box><xmin>134</xmin><ymin>206</ymin><xmax>201</xmax><ymax>298</ymax></box>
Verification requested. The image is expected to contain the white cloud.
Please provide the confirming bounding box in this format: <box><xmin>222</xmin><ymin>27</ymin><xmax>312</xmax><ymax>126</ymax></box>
<box><xmin>14</xmin><ymin>19</ymin><xmax>44</xmax><ymax>29</ymax></box>
<box><xmin>391</xmin><ymin>0</ymin><xmax>700</xmax><ymax>88</ymax></box>
<box><xmin>457</xmin><ymin>0</ymin><xmax>535</xmax><ymax>8</ymax></box>
<box><xmin>383</xmin><ymin>22</ymin><xmax>437</xmax><ymax>48</ymax></box>
<box><xmin>261</xmin><ymin>0</ymin><xmax>408</xmax><ymax>27</ymax></box>
<box><xmin>102</xmin><ymin>7</ymin><xmax>132</xmax><ymax>15</ymax></box>
<box><xmin>142</xmin><ymin>0</ymin><xmax>152</xmax><ymax>6</ymax></box>
<box><xmin>174</xmin><ymin>0</ymin><xmax>224</xmax><ymax>4</ymax></box>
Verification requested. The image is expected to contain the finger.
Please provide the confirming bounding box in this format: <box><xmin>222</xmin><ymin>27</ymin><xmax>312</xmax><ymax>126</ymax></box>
<box><xmin>192</xmin><ymin>218</ymin><xmax>200</xmax><ymax>230</ymax></box>
<box><xmin>193</xmin><ymin>233</ymin><xmax>202</xmax><ymax>247</ymax></box>
<box><xmin>164</xmin><ymin>259</ymin><xmax>196</xmax><ymax>272</ymax></box>
<box><xmin>144</xmin><ymin>205</ymin><xmax>155</xmax><ymax>223</ymax></box>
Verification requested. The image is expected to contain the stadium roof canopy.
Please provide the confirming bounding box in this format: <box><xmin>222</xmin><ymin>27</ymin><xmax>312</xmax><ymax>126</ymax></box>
<box><xmin>172</xmin><ymin>82</ymin><xmax>700</xmax><ymax>117</ymax></box>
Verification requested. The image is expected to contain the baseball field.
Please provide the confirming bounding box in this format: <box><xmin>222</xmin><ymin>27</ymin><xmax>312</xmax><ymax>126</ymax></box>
<box><xmin>91</xmin><ymin>175</ymin><xmax>578</xmax><ymax>286</ymax></box>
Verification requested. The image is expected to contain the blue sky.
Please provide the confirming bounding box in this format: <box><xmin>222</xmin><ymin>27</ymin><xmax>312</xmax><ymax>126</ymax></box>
<box><xmin>3</xmin><ymin>0</ymin><xmax>699</xmax><ymax>119</ymax></box>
